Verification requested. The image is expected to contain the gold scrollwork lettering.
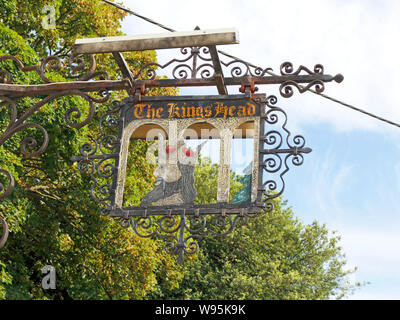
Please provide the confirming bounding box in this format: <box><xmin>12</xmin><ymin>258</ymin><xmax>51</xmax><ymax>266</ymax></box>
<box><xmin>134</xmin><ymin>104</ymin><xmax>146</xmax><ymax>119</ymax></box>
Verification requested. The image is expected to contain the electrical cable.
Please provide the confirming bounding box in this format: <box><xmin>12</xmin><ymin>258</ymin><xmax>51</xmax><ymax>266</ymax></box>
<box><xmin>101</xmin><ymin>0</ymin><xmax>176</xmax><ymax>32</ymax></box>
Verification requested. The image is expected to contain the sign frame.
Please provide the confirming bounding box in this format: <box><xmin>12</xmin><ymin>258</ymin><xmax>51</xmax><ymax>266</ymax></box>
<box><xmin>109</xmin><ymin>93</ymin><xmax>267</xmax><ymax>218</ymax></box>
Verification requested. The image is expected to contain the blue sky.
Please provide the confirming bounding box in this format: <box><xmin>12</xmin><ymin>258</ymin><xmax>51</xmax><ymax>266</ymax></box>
<box><xmin>119</xmin><ymin>0</ymin><xmax>400</xmax><ymax>299</ymax></box>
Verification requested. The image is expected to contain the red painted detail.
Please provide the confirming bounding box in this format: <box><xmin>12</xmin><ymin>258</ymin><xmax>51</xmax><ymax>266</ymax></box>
<box><xmin>182</xmin><ymin>147</ymin><xmax>194</xmax><ymax>157</ymax></box>
<box><xmin>165</xmin><ymin>145</ymin><xmax>176</xmax><ymax>154</ymax></box>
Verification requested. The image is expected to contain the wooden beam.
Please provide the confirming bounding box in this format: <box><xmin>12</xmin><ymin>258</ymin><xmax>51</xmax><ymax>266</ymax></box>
<box><xmin>0</xmin><ymin>80</ymin><xmax>130</xmax><ymax>98</ymax></box>
<box><xmin>208</xmin><ymin>45</ymin><xmax>228</xmax><ymax>95</ymax></box>
<box><xmin>74</xmin><ymin>28</ymin><xmax>239</xmax><ymax>54</ymax></box>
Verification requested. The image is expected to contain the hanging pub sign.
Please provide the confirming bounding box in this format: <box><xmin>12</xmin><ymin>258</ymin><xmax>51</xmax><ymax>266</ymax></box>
<box><xmin>71</xmin><ymin>90</ymin><xmax>313</xmax><ymax>262</ymax></box>
<box><xmin>76</xmin><ymin>93</ymin><xmax>267</xmax><ymax>264</ymax></box>
<box><xmin>0</xmin><ymin>28</ymin><xmax>343</xmax><ymax>260</ymax></box>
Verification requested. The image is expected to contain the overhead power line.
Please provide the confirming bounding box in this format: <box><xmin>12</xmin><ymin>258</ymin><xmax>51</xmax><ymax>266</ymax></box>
<box><xmin>101</xmin><ymin>0</ymin><xmax>400</xmax><ymax>130</ymax></box>
<box><xmin>101</xmin><ymin>0</ymin><xmax>176</xmax><ymax>32</ymax></box>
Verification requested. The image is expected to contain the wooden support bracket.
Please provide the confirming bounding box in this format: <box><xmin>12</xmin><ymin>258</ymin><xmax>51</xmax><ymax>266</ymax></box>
<box><xmin>208</xmin><ymin>45</ymin><xmax>228</xmax><ymax>95</ymax></box>
<box><xmin>112</xmin><ymin>52</ymin><xmax>134</xmax><ymax>83</ymax></box>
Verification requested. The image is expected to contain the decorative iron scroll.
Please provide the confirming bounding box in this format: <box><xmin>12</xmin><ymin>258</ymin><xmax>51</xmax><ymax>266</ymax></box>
<box><xmin>125</xmin><ymin>210</ymin><xmax>250</xmax><ymax>263</ymax></box>
<box><xmin>261</xmin><ymin>95</ymin><xmax>312</xmax><ymax>212</ymax></box>
<box><xmin>0</xmin><ymin>53</ymin><xmax>112</xmax><ymax>242</ymax></box>
<box><xmin>0</xmin><ymin>50</ymin><xmax>343</xmax><ymax>100</ymax></box>
<box><xmin>133</xmin><ymin>47</ymin><xmax>214</xmax><ymax>80</ymax></box>
<box><xmin>129</xmin><ymin>46</ymin><xmax>342</xmax><ymax>98</ymax></box>
<box><xmin>0</xmin><ymin>53</ymin><xmax>109</xmax><ymax>85</ymax></box>
<box><xmin>133</xmin><ymin>46</ymin><xmax>273</xmax><ymax>80</ymax></box>
<box><xmin>279</xmin><ymin>62</ymin><xmax>325</xmax><ymax>98</ymax></box>
<box><xmin>0</xmin><ymin>92</ymin><xmax>110</xmax><ymax>204</ymax></box>
<box><xmin>71</xmin><ymin>100</ymin><xmax>122</xmax><ymax>212</ymax></box>
<box><xmin>0</xmin><ymin>53</ymin><xmax>110</xmax><ymax>164</ymax></box>
<box><xmin>0</xmin><ymin>216</ymin><xmax>8</xmax><ymax>249</ymax></box>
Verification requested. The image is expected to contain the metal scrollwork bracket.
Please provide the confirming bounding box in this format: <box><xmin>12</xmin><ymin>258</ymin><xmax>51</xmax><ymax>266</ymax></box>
<box><xmin>0</xmin><ymin>216</ymin><xmax>9</xmax><ymax>249</ymax></box>
<box><xmin>132</xmin><ymin>84</ymin><xmax>147</xmax><ymax>102</ymax></box>
<box><xmin>0</xmin><ymin>52</ymin><xmax>112</xmax><ymax>247</ymax></box>
<box><xmin>0</xmin><ymin>43</ymin><xmax>343</xmax><ymax>253</ymax></box>
<box><xmin>239</xmin><ymin>77</ymin><xmax>258</xmax><ymax>99</ymax></box>
<box><xmin>260</xmin><ymin>94</ymin><xmax>312</xmax><ymax>211</ymax></box>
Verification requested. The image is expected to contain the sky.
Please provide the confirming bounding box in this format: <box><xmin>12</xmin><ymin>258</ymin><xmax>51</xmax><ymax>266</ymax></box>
<box><xmin>118</xmin><ymin>0</ymin><xmax>400</xmax><ymax>299</ymax></box>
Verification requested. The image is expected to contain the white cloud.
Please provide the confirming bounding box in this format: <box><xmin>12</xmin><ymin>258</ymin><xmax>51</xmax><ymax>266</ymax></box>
<box><xmin>350</xmin><ymin>291</ymin><xmax>400</xmax><ymax>300</ymax></box>
<box><xmin>293</xmin><ymin>146</ymin><xmax>356</xmax><ymax>223</ymax></box>
<box><xmin>120</xmin><ymin>0</ymin><xmax>400</xmax><ymax>133</ymax></box>
<box><xmin>335</xmin><ymin>225</ymin><xmax>400</xmax><ymax>300</ymax></box>
<box><xmin>338</xmin><ymin>227</ymin><xmax>400</xmax><ymax>279</ymax></box>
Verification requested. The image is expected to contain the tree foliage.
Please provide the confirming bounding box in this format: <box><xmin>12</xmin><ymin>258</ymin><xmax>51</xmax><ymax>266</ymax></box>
<box><xmin>147</xmin><ymin>158</ymin><xmax>360</xmax><ymax>300</ymax></box>
<box><xmin>193</xmin><ymin>156</ymin><xmax>244</xmax><ymax>204</ymax></box>
<box><xmin>0</xmin><ymin>0</ymin><xmax>181</xmax><ymax>300</ymax></box>
<box><xmin>0</xmin><ymin>0</ymin><xmax>128</xmax><ymax>57</ymax></box>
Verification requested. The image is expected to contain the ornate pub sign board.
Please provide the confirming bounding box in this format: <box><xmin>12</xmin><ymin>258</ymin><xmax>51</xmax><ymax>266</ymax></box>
<box><xmin>117</xmin><ymin>95</ymin><xmax>263</xmax><ymax>210</ymax></box>
<box><xmin>71</xmin><ymin>92</ymin><xmax>311</xmax><ymax>262</ymax></box>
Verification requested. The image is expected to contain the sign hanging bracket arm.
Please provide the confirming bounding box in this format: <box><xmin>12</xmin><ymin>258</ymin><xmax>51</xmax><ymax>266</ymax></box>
<box><xmin>239</xmin><ymin>77</ymin><xmax>258</xmax><ymax>99</ymax></box>
<box><xmin>133</xmin><ymin>84</ymin><xmax>146</xmax><ymax>102</ymax></box>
